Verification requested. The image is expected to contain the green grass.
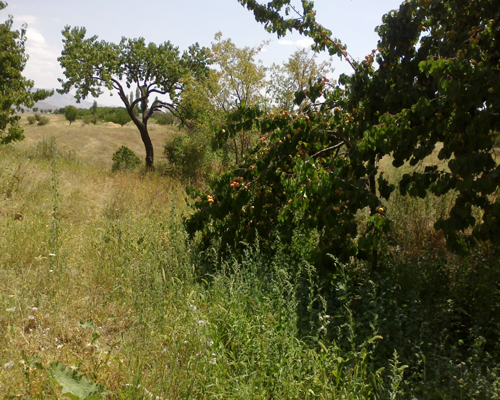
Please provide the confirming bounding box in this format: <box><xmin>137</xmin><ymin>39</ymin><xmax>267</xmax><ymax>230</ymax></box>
<box><xmin>1</xmin><ymin>121</ymin><xmax>500</xmax><ymax>399</ymax></box>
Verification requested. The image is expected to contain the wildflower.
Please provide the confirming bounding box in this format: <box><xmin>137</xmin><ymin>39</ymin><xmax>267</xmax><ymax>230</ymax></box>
<box><xmin>6</xmin><ymin>307</ymin><xmax>16</xmax><ymax>312</ymax></box>
<box><xmin>28</xmin><ymin>315</ymin><xmax>35</xmax><ymax>320</ymax></box>
<box><xmin>208</xmin><ymin>340</ymin><xmax>214</xmax><ymax>347</ymax></box>
<box><xmin>190</xmin><ymin>304</ymin><xmax>197</xmax><ymax>312</ymax></box>
<box><xmin>198</xmin><ymin>320</ymin><xmax>206</xmax><ymax>327</ymax></box>
<box><xmin>209</xmin><ymin>353</ymin><xmax>217</xmax><ymax>365</ymax></box>
<box><xmin>317</xmin><ymin>325</ymin><xmax>326</xmax><ymax>334</ymax></box>
<box><xmin>4</xmin><ymin>360</ymin><xmax>15</xmax><ymax>369</ymax></box>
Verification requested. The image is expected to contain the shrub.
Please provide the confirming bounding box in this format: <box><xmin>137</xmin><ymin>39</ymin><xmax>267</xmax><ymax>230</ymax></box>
<box><xmin>27</xmin><ymin>115</ymin><xmax>36</xmax><ymax>125</ymax></box>
<box><xmin>163</xmin><ymin>132</ymin><xmax>215</xmax><ymax>183</ymax></box>
<box><xmin>111</xmin><ymin>146</ymin><xmax>142</xmax><ymax>172</ymax></box>
<box><xmin>36</xmin><ymin>114</ymin><xmax>50</xmax><ymax>126</ymax></box>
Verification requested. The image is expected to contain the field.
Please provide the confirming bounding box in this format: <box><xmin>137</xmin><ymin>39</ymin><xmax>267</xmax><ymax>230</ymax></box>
<box><xmin>1</xmin><ymin>114</ymin><xmax>500</xmax><ymax>399</ymax></box>
<box><xmin>17</xmin><ymin>113</ymin><xmax>176</xmax><ymax>168</ymax></box>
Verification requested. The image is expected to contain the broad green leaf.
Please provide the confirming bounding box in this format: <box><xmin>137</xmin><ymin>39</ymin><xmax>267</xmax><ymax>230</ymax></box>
<box><xmin>49</xmin><ymin>361</ymin><xmax>106</xmax><ymax>400</ymax></box>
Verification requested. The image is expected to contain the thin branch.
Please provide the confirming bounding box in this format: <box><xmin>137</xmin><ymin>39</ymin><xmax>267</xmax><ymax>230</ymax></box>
<box><xmin>311</xmin><ymin>142</ymin><xmax>345</xmax><ymax>158</ymax></box>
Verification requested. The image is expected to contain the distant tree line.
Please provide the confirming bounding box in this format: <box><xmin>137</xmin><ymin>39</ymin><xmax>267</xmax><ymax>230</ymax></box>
<box><xmin>55</xmin><ymin>104</ymin><xmax>177</xmax><ymax>126</ymax></box>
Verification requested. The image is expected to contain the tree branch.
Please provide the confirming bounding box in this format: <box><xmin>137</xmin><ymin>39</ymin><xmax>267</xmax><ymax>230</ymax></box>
<box><xmin>311</xmin><ymin>142</ymin><xmax>345</xmax><ymax>159</ymax></box>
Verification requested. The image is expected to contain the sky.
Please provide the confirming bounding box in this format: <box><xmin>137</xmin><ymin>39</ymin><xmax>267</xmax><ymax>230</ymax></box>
<box><xmin>6</xmin><ymin>0</ymin><xmax>403</xmax><ymax>106</ymax></box>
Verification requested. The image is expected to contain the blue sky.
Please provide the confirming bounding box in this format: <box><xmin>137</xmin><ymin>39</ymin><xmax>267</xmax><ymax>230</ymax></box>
<box><xmin>7</xmin><ymin>0</ymin><xmax>403</xmax><ymax>106</ymax></box>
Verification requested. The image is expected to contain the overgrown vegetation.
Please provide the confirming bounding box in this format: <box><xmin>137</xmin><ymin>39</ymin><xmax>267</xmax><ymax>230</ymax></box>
<box><xmin>2</xmin><ymin>0</ymin><xmax>500</xmax><ymax>398</ymax></box>
<box><xmin>189</xmin><ymin>0</ymin><xmax>500</xmax><ymax>267</ymax></box>
<box><xmin>0</xmin><ymin>123</ymin><xmax>498</xmax><ymax>399</ymax></box>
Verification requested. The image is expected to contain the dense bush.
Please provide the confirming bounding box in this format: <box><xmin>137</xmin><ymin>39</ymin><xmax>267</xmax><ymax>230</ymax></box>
<box><xmin>111</xmin><ymin>146</ymin><xmax>142</xmax><ymax>172</ymax></box>
<box><xmin>35</xmin><ymin>114</ymin><xmax>50</xmax><ymax>126</ymax></box>
<box><xmin>27</xmin><ymin>113</ymin><xmax>50</xmax><ymax>126</ymax></box>
<box><xmin>163</xmin><ymin>132</ymin><xmax>215</xmax><ymax>183</ymax></box>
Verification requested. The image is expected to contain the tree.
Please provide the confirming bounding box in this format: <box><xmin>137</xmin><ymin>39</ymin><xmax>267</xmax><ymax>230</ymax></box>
<box><xmin>186</xmin><ymin>0</ymin><xmax>500</xmax><ymax>271</ymax></box>
<box><xmin>182</xmin><ymin>32</ymin><xmax>268</xmax><ymax>165</ymax></box>
<box><xmin>58</xmin><ymin>27</ymin><xmax>210</xmax><ymax>170</ymax></box>
<box><xmin>268</xmin><ymin>48</ymin><xmax>333</xmax><ymax>112</ymax></box>
<box><xmin>0</xmin><ymin>2</ymin><xmax>51</xmax><ymax>144</ymax></box>
<box><xmin>64</xmin><ymin>106</ymin><xmax>78</xmax><ymax>125</ymax></box>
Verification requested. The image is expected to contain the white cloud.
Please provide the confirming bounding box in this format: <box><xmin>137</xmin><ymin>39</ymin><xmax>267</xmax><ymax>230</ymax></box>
<box><xmin>277</xmin><ymin>38</ymin><xmax>314</xmax><ymax>48</ymax></box>
<box><xmin>26</xmin><ymin>28</ymin><xmax>46</xmax><ymax>45</ymax></box>
<box><xmin>295</xmin><ymin>38</ymin><xmax>314</xmax><ymax>48</ymax></box>
<box><xmin>278</xmin><ymin>40</ymin><xmax>295</xmax><ymax>46</ymax></box>
<box><xmin>22</xmin><ymin>28</ymin><xmax>61</xmax><ymax>89</ymax></box>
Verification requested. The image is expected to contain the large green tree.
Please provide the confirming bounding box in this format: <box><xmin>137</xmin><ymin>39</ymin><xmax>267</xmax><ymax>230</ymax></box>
<box><xmin>0</xmin><ymin>2</ymin><xmax>51</xmax><ymax>144</ymax></box>
<box><xmin>187</xmin><ymin>0</ymin><xmax>500</xmax><ymax>270</ymax></box>
<box><xmin>58</xmin><ymin>27</ymin><xmax>210</xmax><ymax>169</ymax></box>
<box><xmin>268</xmin><ymin>48</ymin><xmax>333</xmax><ymax>112</ymax></box>
<box><xmin>182</xmin><ymin>33</ymin><xmax>268</xmax><ymax>165</ymax></box>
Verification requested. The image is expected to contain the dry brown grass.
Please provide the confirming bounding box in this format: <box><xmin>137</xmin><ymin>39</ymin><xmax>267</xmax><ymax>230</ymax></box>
<box><xmin>18</xmin><ymin>113</ymin><xmax>179</xmax><ymax>168</ymax></box>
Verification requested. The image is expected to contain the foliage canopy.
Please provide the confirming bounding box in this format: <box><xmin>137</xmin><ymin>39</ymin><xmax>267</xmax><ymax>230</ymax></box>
<box><xmin>181</xmin><ymin>33</ymin><xmax>269</xmax><ymax>166</ymax></box>
<box><xmin>0</xmin><ymin>2</ymin><xmax>51</xmax><ymax>144</ymax></box>
<box><xmin>187</xmin><ymin>0</ymin><xmax>500</xmax><ymax>271</ymax></box>
<box><xmin>63</xmin><ymin>105</ymin><xmax>77</xmax><ymax>125</ymax></box>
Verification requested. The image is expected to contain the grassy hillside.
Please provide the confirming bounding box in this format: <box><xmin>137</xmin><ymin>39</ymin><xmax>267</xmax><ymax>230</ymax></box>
<box><xmin>1</xmin><ymin>117</ymin><xmax>500</xmax><ymax>399</ymax></box>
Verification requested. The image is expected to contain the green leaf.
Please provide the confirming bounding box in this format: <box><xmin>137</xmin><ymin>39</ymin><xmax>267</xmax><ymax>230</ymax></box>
<box><xmin>49</xmin><ymin>362</ymin><xmax>106</xmax><ymax>399</ymax></box>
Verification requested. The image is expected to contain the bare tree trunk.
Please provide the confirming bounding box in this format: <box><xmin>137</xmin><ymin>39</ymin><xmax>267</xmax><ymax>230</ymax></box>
<box><xmin>139</xmin><ymin>125</ymin><xmax>154</xmax><ymax>171</ymax></box>
<box><xmin>118</xmin><ymin>85</ymin><xmax>155</xmax><ymax>171</ymax></box>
